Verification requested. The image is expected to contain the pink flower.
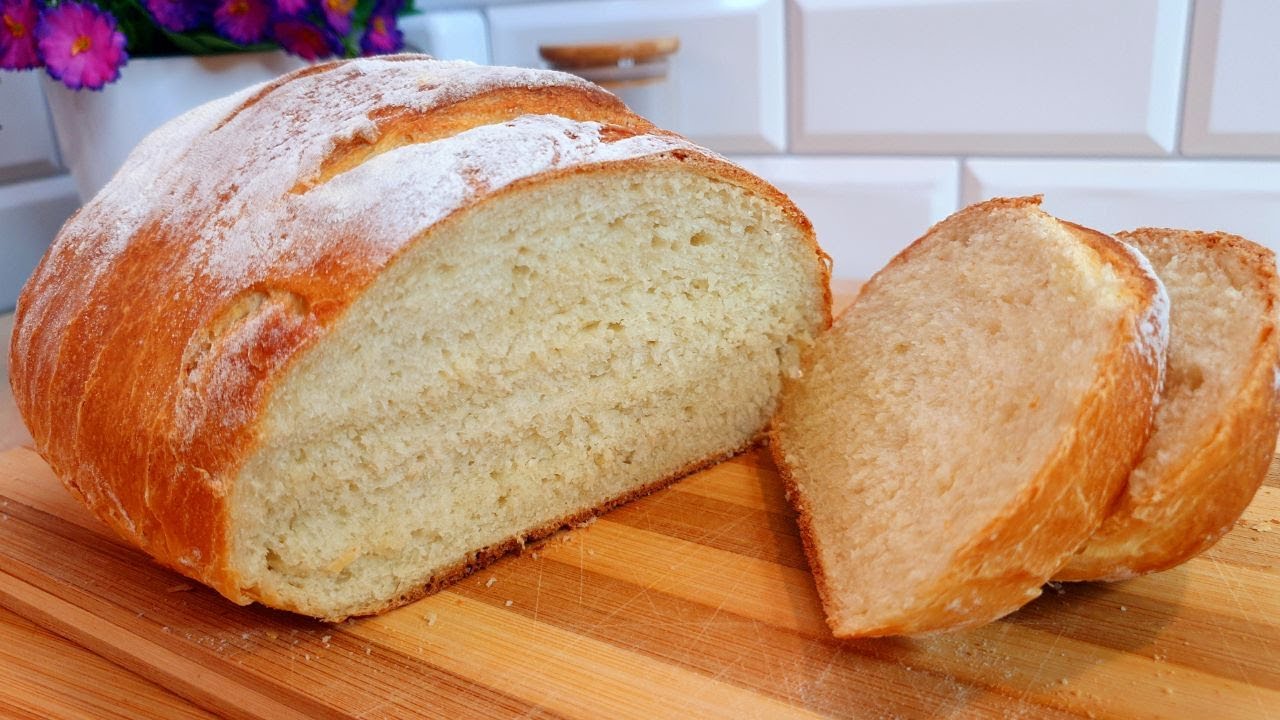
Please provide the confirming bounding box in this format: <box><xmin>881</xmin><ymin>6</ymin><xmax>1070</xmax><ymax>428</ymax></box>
<box><xmin>272</xmin><ymin>17</ymin><xmax>340</xmax><ymax>61</ymax></box>
<box><xmin>319</xmin><ymin>0</ymin><xmax>354</xmax><ymax>35</ymax></box>
<box><xmin>36</xmin><ymin>2</ymin><xmax>127</xmax><ymax>90</ymax></box>
<box><xmin>0</xmin><ymin>0</ymin><xmax>41</xmax><ymax>70</ymax></box>
<box><xmin>359</xmin><ymin>10</ymin><xmax>401</xmax><ymax>56</ymax></box>
<box><xmin>274</xmin><ymin>0</ymin><xmax>309</xmax><ymax>17</ymax></box>
<box><xmin>213</xmin><ymin>0</ymin><xmax>269</xmax><ymax>44</ymax></box>
<box><xmin>145</xmin><ymin>0</ymin><xmax>208</xmax><ymax>32</ymax></box>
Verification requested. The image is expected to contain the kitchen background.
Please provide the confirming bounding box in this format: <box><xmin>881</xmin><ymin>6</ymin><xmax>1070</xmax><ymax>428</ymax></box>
<box><xmin>1</xmin><ymin>0</ymin><xmax>1276</xmax><ymax>312</ymax></box>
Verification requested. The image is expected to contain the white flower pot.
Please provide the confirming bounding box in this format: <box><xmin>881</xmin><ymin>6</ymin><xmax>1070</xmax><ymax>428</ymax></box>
<box><xmin>42</xmin><ymin>52</ymin><xmax>309</xmax><ymax>202</ymax></box>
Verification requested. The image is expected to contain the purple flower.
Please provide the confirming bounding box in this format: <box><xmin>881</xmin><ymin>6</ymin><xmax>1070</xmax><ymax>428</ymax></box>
<box><xmin>213</xmin><ymin>0</ymin><xmax>269</xmax><ymax>44</ymax></box>
<box><xmin>36</xmin><ymin>2</ymin><xmax>127</xmax><ymax>90</ymax></box>
<box><xmin>319</xmin><ymin>0</ymin><xmax>355</xmax><ymax>35</ymax></box>
<box><xmin>274</xmin><ymin>0</ymin><xmax>309</xmax><ymax>17</ymax></box>
<box><xmin>0</xmin><ymin>0</ymin><xmax>41</xmax><ymax>70</ymax></box>
<box><xmin>145</xmin><ymin>0</ymin><xmax>208</xmax><ymax>32</ymax></box>
<box><xmin>272</xmin><ymin>17</ymin><xmax>340</xmax><ymax>60</ymax></box>
<box><xmin>359</xmin><ymin>10</ymin><xmax>401</xmax><ymax>56</ymax></box>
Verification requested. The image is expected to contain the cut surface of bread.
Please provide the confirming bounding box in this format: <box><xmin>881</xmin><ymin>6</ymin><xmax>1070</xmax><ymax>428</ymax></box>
<box><xmin>1057</xmin><ymin>229</ymin><xmax>1280</xmax><ymax>581</ymax></box>
<box><xmin>9</xmin><ymin>56</ymin><xmax>830</xmax><ymax>620</ymax></box>
<box><xmin>771</xmin><ymin>197</ymin><xmax>1167</xmax><ymax>637</ymax></box>
<box><xmin>232</xmin><ymin>165</ymin><xmax>827</xmax><ymax>617</ymax></box>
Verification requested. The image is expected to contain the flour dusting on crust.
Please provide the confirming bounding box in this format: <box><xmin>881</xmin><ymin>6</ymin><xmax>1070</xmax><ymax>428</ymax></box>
<box><xmin>1116</xmin><ymin>238</ymin><xmax>1171</xmax><ymax>402</ymax></box>
<box><xmin>15</xmin><ymin>56</ymin><xmax>721</xmax><ymax>447</ymax></box>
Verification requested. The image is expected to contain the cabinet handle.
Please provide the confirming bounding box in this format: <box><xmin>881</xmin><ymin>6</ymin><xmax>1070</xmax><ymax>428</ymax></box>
<box><xmin>539</xmin><ymin>37</ymin><xmax>680</xmax><ymax>89</ymax></box>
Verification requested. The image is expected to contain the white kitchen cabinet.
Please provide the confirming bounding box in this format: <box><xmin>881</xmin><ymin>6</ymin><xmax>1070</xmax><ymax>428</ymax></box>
<box><xmin>487</xmin><ymin>0</ymin><xmax>786</xmax><ymax>153</ymax></box>
<box><xmin>790</xmin><ymin>0</ymin><xmax>1189</xmax><ymax>156</ymax></box>
<box><xmin>1182</xmin><ymin>0</ymin><xmax>1280</xmax><ymax>156</ymax></box>
<box><xmin>0</xmin><ymin>175</ymin><xmax>79</xmax><ymax>313</ymax></box>
<box><xmin>733</xmin><ymin>156</ymin><xmax>958</xmax><ymax>279</ymax></box>
<box><xmin>400</xmin><ymin>9</ymin><xmax>491</xmax><ymax>64</ymax></box>
<box><xmin>962</xmin><ymin>159</ymin><xmax>1280</xmax><ymax>250</ymax></box>
<box><xmin>0</xmin><ymin>71</ymin><xmax>61</xmax><ymax>183</ymax></box>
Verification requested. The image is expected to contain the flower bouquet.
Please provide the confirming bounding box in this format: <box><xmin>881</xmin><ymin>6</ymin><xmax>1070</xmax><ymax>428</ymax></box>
<box><xmin>0</xmin><ymin>0</ymin><xmax>410</xmax><ymax>90</ymax></box>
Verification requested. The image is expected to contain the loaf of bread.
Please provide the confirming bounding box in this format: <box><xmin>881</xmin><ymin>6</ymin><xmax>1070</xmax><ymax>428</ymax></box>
<box><xmin>1057</xmin><ymin>228</ymin><xmax>1280</xmax><ymax>581</ymax></box>
<box><xmin>9</xmin><ymin>56</ymin><xmax>832</xmax><ymax>620</ymax></box>
<box><xmin>770</xmin><ymin>197</ymin><xmax>1168</xmax><ymax>637</ymax></box>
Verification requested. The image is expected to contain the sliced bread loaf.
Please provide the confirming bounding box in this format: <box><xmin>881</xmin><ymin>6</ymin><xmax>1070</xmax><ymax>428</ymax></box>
<box><xmin>770</xmin><ymin>197</ymin><xmax>1168</xmax><ymax>637</ymax></box>
<box><xmin>9</xmin><ymin>57</ymin><xmax>832</xmax><ymax>620</ymax></box>
<box><xmin>1056</xmin><ymin>229</ymin><xmax>1280</xmax><ymax>581</ymax></box>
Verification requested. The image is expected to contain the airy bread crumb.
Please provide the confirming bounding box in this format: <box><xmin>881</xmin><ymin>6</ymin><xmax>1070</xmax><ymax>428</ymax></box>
<box><xmin>1058</xmin><ymin>228</ymin><xmax>1280</xmax><ymax>580</ymax></box>
<box><xmin>772</xmin><ymin>197</ymin><xmax>1167</xmax><ymax>637</ymax></box>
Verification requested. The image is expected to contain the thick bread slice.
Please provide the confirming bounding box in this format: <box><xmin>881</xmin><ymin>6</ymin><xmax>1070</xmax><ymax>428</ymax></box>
<box><xmin>9</xmin><ymin>56</ymin><xmax>831</xmax><ymax>620</ymax></box>
<box><xmin>770</xmin><ymin>197</ymin><xmax>1168</xmax><ymax>637</ymax></box>
<box><xmin>1057</xmin><ymin>229</ymin><xmax>1280</xmax><ymax>581</ymax></box>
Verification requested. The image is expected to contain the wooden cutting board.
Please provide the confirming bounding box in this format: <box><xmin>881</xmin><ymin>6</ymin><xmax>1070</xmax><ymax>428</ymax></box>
<box><xmin>0</xmin><ymin>445</ymin><xmax>1277</xmax><ymax>720</ymax></box>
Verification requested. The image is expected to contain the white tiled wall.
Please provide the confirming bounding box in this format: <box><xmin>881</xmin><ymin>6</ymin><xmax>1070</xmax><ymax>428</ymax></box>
<box><xmin>963</xmin><ymin>159</ymin><xmax>1280</xmax><ymax>242</ymax></box>
<box><xmin>789</xmin><ymin>0</ymin><xmax>1190</xmax><ymax>156</ymax></box>
<box><xmin>731</xmin><ymin>157</ymin><xmax>958</xmax><ymax>279</ymax></box>
<box><xmin>0</xmin><ymin>73</ymin><xmax>61</xmax><ymax>183</ymax></box>
<box><xmin>486</xmin><ymin>0</ymin><xmax>1280</xmax><ymax>278</ymax></box>
<box><xmin>488</xmin><ymin>0</ymin><xmax>787</xmax><ymax>152</ymax></box>
<box><xmin>0</xmin><ymin>176</ymin><xmax>80</xmax><ymax>311</ymax></box>
<box><xmin>4</xmin><ymin>0</ymin><xmax>1280</xmax><ymax>312</ymax></box>
<box><xmin>1181</xmin><ymin>0</ymin><xmax>1280</xmax><ymax>155</ymax></box>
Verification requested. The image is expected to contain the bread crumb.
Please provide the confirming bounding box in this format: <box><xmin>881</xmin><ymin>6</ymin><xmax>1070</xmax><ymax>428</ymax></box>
<box><xmin>574</xmin><ymin>516</ymin><xmax>598</xmax><ymax>529</ymax></box>
<box><xmin>505</xmin><ymin>600</ymin><xmax>513</xmax><ymax>607</ymax></box>
<box><xmin>531</xmin><ymin>551</ymin><xmax>540</xmax><ymax>560</ymax></box>
<box><xmin>426</xmin><ymin>612</ymin><xmax>437</xmax><ymax>626</ymax></box>
<box><xmin>1250</xmin><ymin>523</ymin><xmax>1272</xmax><ymax>533</ymax></box>
<box><xmin>1120</xmin><ymin>605</ymin><xmax>1127</xmax><ymax>612</ymax></box>
<box><xmin>321</xmin><ymin>634</ymin><xmax>332</xmax><ymax>645</ymax></box>
<box><xmin>485</xmin><ymin>577</ymin><xmax>497</xmax><ymax>588</ymax></box>
<box><xmin>365</xmin><ymin>647</ymin><xmax>372</xmax><ymax>656</ymax></box>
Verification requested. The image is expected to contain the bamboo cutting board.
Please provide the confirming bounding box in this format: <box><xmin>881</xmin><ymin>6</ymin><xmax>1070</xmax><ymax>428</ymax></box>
<box><xmin>0</xmin><ymin>445</ymin><xmax>1277</xmax><ymax>720</ymax></box>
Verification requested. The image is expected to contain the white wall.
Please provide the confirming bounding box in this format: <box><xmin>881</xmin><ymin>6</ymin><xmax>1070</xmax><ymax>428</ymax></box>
<box><xmin>4</xmin><ymin>0</ymin><xmax>1279</xmax><ymax>310</ymax></box>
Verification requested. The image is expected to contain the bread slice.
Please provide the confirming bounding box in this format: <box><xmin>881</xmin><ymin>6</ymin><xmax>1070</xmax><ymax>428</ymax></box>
<box><xmin>1056</xmin><ymin>229</ymin><xmax>1280</xmax><ymax>581</ymax></box>
<box><xmin>9</xmin><ymin>57</ymin><xmax>831</xmax><ymax>620</ymax></box>
<box><xmin>770</xmin><ymin>197</ymin><xmax>1168</xmax><ymax>637</ymax></box>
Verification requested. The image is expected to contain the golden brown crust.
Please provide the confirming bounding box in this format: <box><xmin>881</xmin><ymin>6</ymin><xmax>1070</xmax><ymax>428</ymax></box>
<box><xmin>771</xmin><ymin>198</ymin><xmax>1165</xmax><ymax>637</ymax></box>
<box><xmin>1056</xmin><ymin>228</ymin><xmax>1280</xmax><ymax>581</ymax></box>
<box><xmin>9</xmin><ymin>56</ymin><xmax>830</xmax><ymax>615</ymax></box>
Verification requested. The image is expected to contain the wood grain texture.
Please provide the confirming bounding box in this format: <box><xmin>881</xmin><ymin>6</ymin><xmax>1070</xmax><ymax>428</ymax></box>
<box><xmin>0</xmin><ymin>442</ymin><xmax>1277</xmax><ymax>720</ymax></box>
<box><xmin>0</xmin><ymin>286</ymin><xmax>859</xmax><ymax>720</ymax></box>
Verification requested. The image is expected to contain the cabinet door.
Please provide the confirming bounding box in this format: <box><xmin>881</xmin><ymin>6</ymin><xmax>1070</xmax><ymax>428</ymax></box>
<box><xmin>488</xmin><ymin>0</ymin><xmax>786</xmax><ymax>153</ymax></box>
<box><xmin>734</xmin><ymin>156</ymin><xmax>958</xmax><ymax>279</ymax></box>
<box><xmin>0</xmin><ymin>175</ymin><xmax>80</xmax><ymax>312</ymax></box>
<box><xmin>791</xmin><ymin>0</ymin><xmax>1188</xmax><ymax>156</ymax></box>
<box><xmin>1182</xmin><ymin>0</ymin><xmax>1280</xmax><ymax>156</ymax></box>
<box><xmin>0</xmin><ymin>72</ymin><xmax>61</xmax><ymax>183</ymax></box>
<box><xmin>963</xmin><ymin>159</ymin><xmax>1280</xmax><ymax>252</ymax></box>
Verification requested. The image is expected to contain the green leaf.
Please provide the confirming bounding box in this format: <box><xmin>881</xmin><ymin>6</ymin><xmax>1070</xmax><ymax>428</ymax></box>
<box><xmin>161</xmin><ymin>29</ymin><xmax>278</xmax><ymax>55</ymax></box>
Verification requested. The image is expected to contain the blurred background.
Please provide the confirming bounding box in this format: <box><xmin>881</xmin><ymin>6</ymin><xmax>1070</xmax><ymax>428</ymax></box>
<box><xmin>2</xmin><ymin>0</ymin><xmax>1277</xmax><ymax>313</ymax></box>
